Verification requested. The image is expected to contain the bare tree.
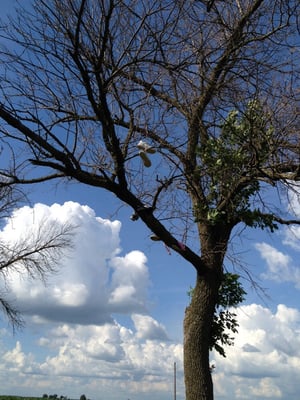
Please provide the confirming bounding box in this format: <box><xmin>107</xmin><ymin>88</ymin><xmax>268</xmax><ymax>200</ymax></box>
<box><xmin>0</xmin><ymin>1</ymin><xmax>299</xmax><ymax>398</ymax></box>
<box><xmin>0</xmin><ymin>183</ymin><xmax>74</xmax><ymax>329</ymax></box>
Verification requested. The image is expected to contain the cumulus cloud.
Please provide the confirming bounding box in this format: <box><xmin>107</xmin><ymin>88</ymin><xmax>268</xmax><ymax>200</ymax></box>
<box><xmin>0</xmin><ymin>318</ymin><xmax>183</xmax><ymax>399</ymax></box>
<box><xmin>213</xmin><ymin>303</ymin><xmax>300</xmax><ymax>399</ymax></box>
<box><xmin>37</xmin><ymin>318</ymin><xmax>180</xmax><ymax>376</ymax></box>
<box><xmin>0</xmin><ymin>201</ymin><xmax>151</xmax><ymax>325</ymax></box>
<box><xmin>3</xmin><ymin>200</ymin><xmax>300</xmax><ymax>399</ymax></box>
<box><xmin>2</xmin><ymin>303</ymin><xmax>300</xmax><ymax>400</ymax></box>
<box><xmin>255</xmin><ymin>242</ymin><xmax>300</xmax><ymax>288</ymax></box>
<box><xmin>108</xmin><ymin>251</ymin><xmax>150</xmax><ymax>313</ymax></box>
<box><xmin>132</xmin><ymin>314</ymin><xmax>169</xmax><ymax>341</ymax></box>
<box><xmin>3</xmin><ymin>341</ymin><xmax>26</xmax><ymax>369</ymax></box>
<box><xmin>0</xmin><ymin>201</ymin><xmax>183</xmax><ymax>399</ymax></box>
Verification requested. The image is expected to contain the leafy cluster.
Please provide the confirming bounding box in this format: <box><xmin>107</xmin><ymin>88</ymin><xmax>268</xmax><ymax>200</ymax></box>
<box><xmin>196</xmin><ymin>101</ymin><xmax>278</xmax><ymax>231</ymax></box>
<box><xmin>188</xmin><ymin>272</ymin><xmax>246</xmax><ymax>357</ymax></box>
<box><xmin>210</xmin><ymin>273</ymin><xmax>246</xmax><ymax>357</ymax></box>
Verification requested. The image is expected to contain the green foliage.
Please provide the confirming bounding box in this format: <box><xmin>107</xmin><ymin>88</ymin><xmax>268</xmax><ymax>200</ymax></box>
<box><xmin>210</xmin><ymin>273</ymin><xmax>246</xmax><ymax>357</ymax></box>
<box><xmin>195</xmin><ymin>100</ymin><xmax>278</xmax><ymax>232</ymax></box>
<box><xmin>188</xmin><ymin>272</ymin><xmax>246</xmax><ymax>357</ymax></box>
<box><xmin>217</xmin><ymin>272</ymin><xmax>247</xmax><ymax>308</ymax></box>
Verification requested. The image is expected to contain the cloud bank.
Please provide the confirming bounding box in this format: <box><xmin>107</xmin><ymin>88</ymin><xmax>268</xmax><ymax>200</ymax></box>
<box><xmin>0</xmin><ymin>201</ymin><xmax>151</xmax><ymax>325</ymax></box>
<box><xmin>0</xmin><ymin>201</ymin><xmax>181</xmax><ymax>399</ymax></box>
<box><xmin>213</xmin><ymin>303</ymin><xmax>300</xmax><ymax>399</ymax></box>
<box><xmin>1</xmin><ymin>200</ymin><xmax>300</xmax><ymax>399</ymax></box>
<box><xmin>1</xmin><ymin>303</ymin><xmax>300</xmax><ymax>400</ymax></box>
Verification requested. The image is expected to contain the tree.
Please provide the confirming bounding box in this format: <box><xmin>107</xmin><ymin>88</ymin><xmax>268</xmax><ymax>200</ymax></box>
<box><xmin>0</xmin><ymin>1</ymin><xmax>299</xmax><ymax>399</ymax></box>
<box><xmin>0</xmin><ymin>182</ymin><xmax>74</xmax><ymax>329</ymax></box>
<box><xmin>189</xmin><ymin>272</ymin><xmax>246</xmax><ymax>358</ymax></box>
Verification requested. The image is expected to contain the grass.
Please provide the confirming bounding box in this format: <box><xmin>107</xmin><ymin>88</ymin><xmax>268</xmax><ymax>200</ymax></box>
<box><xmin>0</xmin><ymin>397</ymin><xmax>42</xmax><ymax>400</ymax></box>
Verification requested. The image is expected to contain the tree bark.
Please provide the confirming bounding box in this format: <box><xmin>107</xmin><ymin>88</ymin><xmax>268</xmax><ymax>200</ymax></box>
<box><xmin>184</xmin><ymin>270</ymin><xmax>221</xmax><ymax>400</ymax></box>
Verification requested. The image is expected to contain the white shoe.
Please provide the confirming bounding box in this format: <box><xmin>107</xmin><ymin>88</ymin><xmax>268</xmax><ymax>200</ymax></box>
<box><xmin>137</xmin><ymin>140</ymin><xmax>156</xmax><ymax>154</ymax></box>
<box><xmin>139</xmin><ymin>151</ymin><xmax>151</xmax><ymax>167</ymax></box>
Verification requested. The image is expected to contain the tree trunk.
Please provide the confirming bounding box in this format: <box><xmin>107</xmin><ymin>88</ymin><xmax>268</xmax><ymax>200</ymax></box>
<box><xmin>184</xmin><ymin>270</ymin><xmax>221</xmax><ymax>400</ymax></box>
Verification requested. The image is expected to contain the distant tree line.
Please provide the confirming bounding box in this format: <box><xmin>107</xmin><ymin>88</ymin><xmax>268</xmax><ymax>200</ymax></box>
<box><xmin>42</xmin><ymin>395</ymin><xmax>88</xmax><ymax>400</ymax></box>
<box><xmin>0</xmin><ymin>396</ymin><xmax>88</xmax><ymax>400</ymax></box>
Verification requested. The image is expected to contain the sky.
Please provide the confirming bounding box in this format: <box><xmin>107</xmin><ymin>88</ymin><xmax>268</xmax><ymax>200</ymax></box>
<box><xmin>1</xmin><ymin>1</ymin><xmax>300</xmax><ymax>400</ymax></box>
<box><xmin>0</xmin><ymin>181</ymin><xmax>300</xmax><ymax>400</ymax></box>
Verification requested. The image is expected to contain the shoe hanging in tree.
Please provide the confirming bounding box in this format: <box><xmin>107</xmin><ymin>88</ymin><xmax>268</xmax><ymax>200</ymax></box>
<box><xmin>137</xmin><ymin>140</ymin><xmax>156</xmax><ymax>154</ymax></box>
<box><xmin>137</xmin><ymin>140</ymin><xmax>156</xmax><ymax>167</ymax></box>
<box><xmin>138</xmin><ymin>150</ymin><xmax>152</xmax><ymax>167</ymax></box>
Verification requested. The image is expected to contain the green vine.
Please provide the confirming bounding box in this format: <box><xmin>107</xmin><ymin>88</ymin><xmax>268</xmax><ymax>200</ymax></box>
<box><xmin>188</xmin><ymin>273</ymin><xmax>246</xmax><ymax>357</ymax></box>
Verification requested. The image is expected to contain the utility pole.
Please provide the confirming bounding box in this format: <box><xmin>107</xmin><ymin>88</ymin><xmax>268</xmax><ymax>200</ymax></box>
<box><xmin>174</xmin><ymin>362</ymin><xmax>176</xmax><ymax>400</ymax></box>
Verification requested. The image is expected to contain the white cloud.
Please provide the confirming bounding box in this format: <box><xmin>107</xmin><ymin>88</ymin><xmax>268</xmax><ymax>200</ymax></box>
<box><xmin>2</xmin><ymin>302</ymin><xmax>300</xmax><ymax>399</ymax></box>
<box><xmin>0</xmin><ymin>201</ymin><xmax>184</xmax><ymax>399</ymax></box>
<box><xmin>108</xmin><ymin>251</ymin><xmax>150</xmax><ymax>313</ymax></box>
<box><xmin>2</xmin><ymin>201</ymin><xmax>300</xmax><ymax>399</ymax></box>
<box><xmin>0</xmin><ymin>201</ymin><xmax>151</xmax><ymax>325</ymax></box>
<box><xmin>212</xmin><ymin>303</ymin><xmax>300</xmax><ymax>399</ymax></box>
<box><xmin>283</xmin><ymin>224</ymin><xmax>300</xmax><ymax>251</ymax></box>
<box><xmin>132</xmin><ymin>314</ymin><xmax>169</xmax><ymax>341</ymax></box>
<box><xmin>3</xmin><ymin>341</ymin><xmax>26</xmax><ymax>369</ymax></box>
<box><xmin>255</xmin><ymin>242</ymin><xmax>300</xmax><ymax>288</ymax></box>
<box><xmin>253</xmin><ymin>185</ymin><xmax>300</xmax><ymax>291</ymax></box>
<box><xmin>251</xmin><ymin>378</ymin><xmax>282</xmax><ymax>398</ymax></box>
<box><xmin>0</xmin><ymin>319</ymin><xmax>183</xmax><ymax>399</ymax></box>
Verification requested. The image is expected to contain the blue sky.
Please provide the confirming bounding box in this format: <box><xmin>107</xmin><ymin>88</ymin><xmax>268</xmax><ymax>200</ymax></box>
<box><xmin>0</xmin><ymin>1</ymin><xmax>300</xmax><ymax>399</ymax></box>
<box><xmin>0</xmin><ymin>175</ymin><xmax>300</xmax><ymax>400</ymax></box>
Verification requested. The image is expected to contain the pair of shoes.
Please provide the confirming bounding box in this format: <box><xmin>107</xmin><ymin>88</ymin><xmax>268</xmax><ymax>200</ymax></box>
<box><xmin>137</xmin><ymin>140</ymin><xmax>156</xmax><ymax>154</ymax></box>
<box><xmin>137</xmin><ymin>140</ymin><xmax>156</xmax><ymax>168</ymax></box>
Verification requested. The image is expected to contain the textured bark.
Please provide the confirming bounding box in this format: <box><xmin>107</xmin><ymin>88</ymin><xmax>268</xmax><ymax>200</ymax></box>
<box><xmin>184</xmin><ymin>271</ymin><xmax>221</xmax><ymax>400</ymax></box>
<box><xmin>183</xmin><ymin>221</ymin><xmax>230</xmax><ymax>400</ymax></box>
